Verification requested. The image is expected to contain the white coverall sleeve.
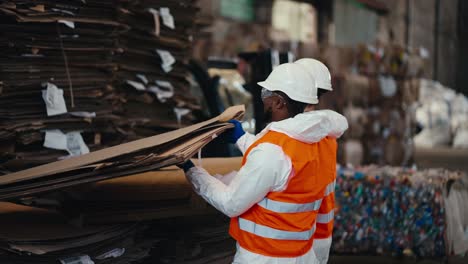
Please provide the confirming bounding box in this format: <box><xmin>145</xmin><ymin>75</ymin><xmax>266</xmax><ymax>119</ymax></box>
<box><xmin>185</xmin><ymin>143</ymin><xmax>291</xmax><ymax>218</ymax></box>
<box><xmin>235</xmin><ymin>132</ymin><xmax>257</xmax><ymax>154</ymax></box>
<box><xmin>313</xmin><ymin>237</ymin><xmax>332</xmax><ymax>264</ymax></box>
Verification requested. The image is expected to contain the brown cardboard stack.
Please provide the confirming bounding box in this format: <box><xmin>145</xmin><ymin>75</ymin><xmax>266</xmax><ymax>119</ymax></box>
<box><xmin>0</xmin><ymin>105</ymin><xmax>243</xmax><ymax>201</ymax></box>
<box><xmin>0</xmin><ymin>156</ymin><xmax>243</xmax><ymax>263</ymax></box>
<box><xmin>0</xmin><ymin>202</ymin><xmax>237</xmax><ymax>264</ymax></box>
<box><xmin>0</xmin><ymin>202</ymin><xmax>151</xmax><ymax>263</ymax></box>
<box><xmin>321</xmin><ymin>44</ymin><xmax>427</xmax><ymax>166</ymax></box>
<box><xmin>0</xmin><ymin>0</ymin><xmax>200</xmax><ymax>173</ymax></box>
<box><xmin>70</xmin><ymin>157</ymin><xmax>242</xmax><ymax>224</ymax></box>
<box><xmin>0</xmin><ymin>105</ymin><xmax>244</xmax><ymax>263</ymax></box>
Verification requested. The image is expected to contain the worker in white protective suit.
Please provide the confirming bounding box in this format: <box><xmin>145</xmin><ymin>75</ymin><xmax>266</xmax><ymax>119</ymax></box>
<box><xmin>295</xmin><ymin>58</ymin><xmax>336</xmax><ymax>264</ymax></box>
<box><xmin>178</xmin><ymin>62</ymin><xmax>348</xmax><ymax>264</ymax></box>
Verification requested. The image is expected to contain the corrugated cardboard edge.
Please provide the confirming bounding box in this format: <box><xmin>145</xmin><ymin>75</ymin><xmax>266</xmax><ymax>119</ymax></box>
<box><xmin>0</xmin><ymin>105</ymin><xmax>245</xmax><ymax>185</ymax></box>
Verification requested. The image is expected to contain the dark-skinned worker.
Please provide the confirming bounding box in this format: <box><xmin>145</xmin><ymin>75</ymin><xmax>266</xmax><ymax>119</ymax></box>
<box><xmin>178</xmin><ymin>62</ymin><xmax>348</xmax><ymax>264</ymax></box>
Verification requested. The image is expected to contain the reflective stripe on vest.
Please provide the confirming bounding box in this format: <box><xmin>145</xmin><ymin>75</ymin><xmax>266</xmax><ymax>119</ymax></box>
<box><xmin>316</xmin><ymin>210</ymin><xmax>334</xmax><ymax>224</ymax></box>
<box><xmin>238</xmin><ymin>217</ymin><xmax>316</xmax><ymax>241</ymax></box>
<box><xmin>258</xmin><ymin>197</ymin><xmax>322</xmax><ymax>213</ymax></box>
<box><xmin>325</xmin><ymin>180</ymin><xmax>336</xmax><ymax>196</ymax></box>
<box><xmin>257</xmin><ymin>180</ymin><xmax>336</xmax><ymax>213</ymax></box>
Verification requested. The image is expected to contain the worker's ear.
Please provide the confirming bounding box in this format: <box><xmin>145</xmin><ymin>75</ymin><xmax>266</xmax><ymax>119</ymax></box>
<box><xmin>272</xmin><ymin>96</ymin><xmax>287</xmax><ymax>110</ymax></box>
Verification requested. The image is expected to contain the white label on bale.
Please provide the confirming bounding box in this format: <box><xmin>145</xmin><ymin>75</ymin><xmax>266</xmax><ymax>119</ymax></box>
<box><xmin>155</xmin><ymin>80</ymin><xmax>174</xmax><ymax>91</ymax></box>
<box><xmin>95</xmin><ymin>248</ymin><xmax>126</xmax><ymax>260</ymax></box>
<box><xmin>148</xmin><ymin>86</ymin><xmax>174</xmax><ymax>103</ymax></box>
<box><xmin>148</xmin><ymin>80</ymin><xmax>174</xmax><ymax>102</ymax></box>
<box><xmin>58</xmin><ymin>20</ymin><xmax>75</xmax><ymax>29</ymax></box>
<box><xmin>43</xmin><ymin>130</ymin><xmax>89</xmax><ymax>157</ymax></box>
<box><xmin>159</xmin><ymin>7</ymin><xmax>175</xmax><ymax>29</ymax></box>
<box><xmin>156</xmin><ymin>49</ymin><xmax>175</xmax><ymax>73</ymax></box>
<box><xmin>126</xmin><ymin>80</ymin><xmax>146</xmax><ymax>91</ymax></box>
<box><xmin>161</xmin><ymin>63</ymin><xmax>173</xmax><ymax>73</ymax></box>
<box><xmin>136</xmin><ymin>74</ymin><xmax>149</xmax><ymax>84</ymax></box>
<box><xmin>69</xmin><ymin>111</ymin><xmax>96</xmax><ymax>118</ymax></box>
<box><xmin>173</xmin><ymin>107</ymin><xmax>191</xmax><ymax>127</ymax></box>
<box><xmin>173</xmin><ymin>107</ymin><xmax>190</xmax><ymax>118</ymax></box>
<box><xmin>66</xmin><ymin>132</ymin><xmax>90</xmax><ymax>156</ymax></box>
<box><xmin>41</xmin><ymin>82</ymin><xmax>68</xmax><ymax>116</ymax></box>
<box><xmin>60</xmin><ymin>255</ymin><xmax>94</xmax><ymax>264</ymax></box>
<box><xmin>44</xmin><ymin>130</ymin><xmax>68</xmax><ymax>151</ymax></box>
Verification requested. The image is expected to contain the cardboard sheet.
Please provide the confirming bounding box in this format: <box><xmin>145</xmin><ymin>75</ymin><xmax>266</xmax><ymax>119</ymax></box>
<box><xmin>0</xmin><ymin>105</ymin><xmax>244</xmax><ymax>185</ymax></box>
<box><xmin>0</xmin><ymin>106</ymin><xmax>244</xmax><ymax>200</ymax></box>
<box><xmin>75</xmin><ymin>157</ymin><xmax>242</xmax><ymax>201</ymax></box>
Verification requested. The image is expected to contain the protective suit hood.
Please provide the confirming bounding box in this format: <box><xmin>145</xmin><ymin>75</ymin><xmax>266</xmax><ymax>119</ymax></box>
<box><xmin>264</xmin><ymin>110</ymin><xmax>348</xmax><ymax>143</ymax></box>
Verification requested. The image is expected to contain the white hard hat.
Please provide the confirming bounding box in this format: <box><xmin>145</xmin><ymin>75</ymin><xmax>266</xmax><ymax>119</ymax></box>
<box><xmin>295</xmin><ymin>58</ymin><xmax>332</xmax><ymax>91</ymax></box>
<box><xmin>257</xmin><ymin>63</ymin><xmax>318</xmax><ymax>105</ymax></box>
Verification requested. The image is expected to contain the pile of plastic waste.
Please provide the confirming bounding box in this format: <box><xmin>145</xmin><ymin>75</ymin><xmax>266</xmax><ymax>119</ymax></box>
<box><xmin>332</xmin><ymin>165</ymin><xmax>447</xmax><ymax>258</ymax></box>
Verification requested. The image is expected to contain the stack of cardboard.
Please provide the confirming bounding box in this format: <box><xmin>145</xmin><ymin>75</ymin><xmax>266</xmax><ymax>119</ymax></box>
<box><xmin>68</xmin><ymin>157</ymin><xmax>242</xmax><ymax>224</ymax></box>
<box><xmin>0</xmin><ymin>202</ymin><xmax>151</xmax><ymax>264</ymax></box>
<box><xmin>0</xmin><ymin>0</ymin><xmax>200</xmax><ymax>172</ymax></box>
<box><xmin>0</xmin><ymin>105</ymin><xmax>244</xmax><ymax>263</ymax></box>
<box><xmin>320</xmin><ymin>44</ymin><xmax>427</xmax><ymax>166</ymax></box>
<box><xmin>0</xmin><ymin>105</ymin><xmax>243</xmax><ymax>201</ymax></box>
<box><xmin>113</xmin><ymin>0</ymin><xmax>202</xmax><ymax>139</ymax></box>
<box><xmin>0</xmin><ymin>202</ymin><xmax>237</xmax><ymax>264</ymax></box>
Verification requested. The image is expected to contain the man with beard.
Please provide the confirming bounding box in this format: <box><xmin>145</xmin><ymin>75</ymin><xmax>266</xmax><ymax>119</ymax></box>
<box><xmin>178</xmin><ymin>63</ymin><xmax>348</xmax><ymax>264</ymax></box>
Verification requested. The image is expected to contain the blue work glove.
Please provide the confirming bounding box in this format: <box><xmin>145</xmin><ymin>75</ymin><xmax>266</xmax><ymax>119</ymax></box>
<box><xmin>177</xmin><ymin>160</ymin><xmax>195</xmax><ymax>173</ymax></box>
<box><xmin>226</xmin><ymin>120</ymin><xmax>245</xmax><ymax>144</ymax></box>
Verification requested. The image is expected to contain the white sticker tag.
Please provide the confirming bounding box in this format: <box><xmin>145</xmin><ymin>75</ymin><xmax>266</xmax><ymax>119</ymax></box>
<box><xmin>156</xmin><ymin>49</ymin><xmax>175</xmax><ymax>72</ymax></box>
<box><xmin>159</xmin><ymin>7</ymin><xmax>175</xmax><ymax>29</ymax></box>
<box><xmin>174</xmin><ymin>107</ymin><xmax>191</xmax><ymax>127</ymax></box>
<box><xmin>136</xmin><ymin>74</ymin><xmax>149</xmax><ymax>84</ymax></box>
<box><xmin>148</xmin><ymin>81</ymin><xmax>174</xmax><ymax>102</ymax></box>
<box><xmin>96</xmin><ymin>248</ymin><xmax>126</xmax><ymax>260</ymax></box>
<box><xmin>148</xmin><ymin>85</ymin><xmax>174</xmax><ymax>103</ymax></box>
<box><xmin>155</xmin><ymin>80</ymin><xmax>174</xmax><ymax>91</ymax></box>
<box><xmin>161</xmin><ymin>63</ymin><xmax>173</xmax><ymax>73</ymax></box>
<box><xmin>41</xmin><ymin>82</ymin><xmax>68</xmax><ymax>116</ymax></box>
<box><xmin>70</xmin><ymin>111</ymin><xmax>96</xmax><ymax>118</ymax></box>
<box><xmin>43</xmin><ymin>130</ymin><xmax>89</xmax><ymax>157</ymax></box>
<box><xmin>60</xmin><ymin>255</ymin><xmax>94</xmax><ymax>264</ymax></box>
<box><xmin>58</xmin><ymin>20</ymin><xmax>75</xmax><ymax>29</ymax></box>
<box><xmin>126</xmin><ymin>80</ymin><xmax>146</xmax><ymax>91</ymax></box>
<box><xmin>66</xmin><ymin>132</ymin><xmax>90</xmax><ymax>156</ymax></box>
<box><xmin>44</xmin><ymin>130</ymin><xmax>68</xmax><ymax>150</ymax></box>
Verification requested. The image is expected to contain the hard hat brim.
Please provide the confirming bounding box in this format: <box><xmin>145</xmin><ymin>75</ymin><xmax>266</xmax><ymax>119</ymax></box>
<box><xmin>257</xmin><ymin>81</ymin><xmax>319</xmax><ymax>105</ymax></box>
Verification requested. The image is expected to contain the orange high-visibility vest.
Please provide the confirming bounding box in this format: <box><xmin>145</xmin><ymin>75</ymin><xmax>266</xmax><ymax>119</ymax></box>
<box><xmin>229</xmin><ymin>131</ymin><xmax>336</xmax><ymax>257</ymax></box>
<box><xmin>314</xmin><ymin>137</ymin><xmax>337</xmax><ymax>239</ymax></box>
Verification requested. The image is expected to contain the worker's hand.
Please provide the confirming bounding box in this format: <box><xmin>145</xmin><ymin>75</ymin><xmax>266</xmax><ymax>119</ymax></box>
<box><xmin>225</xmin><ymin>120</ymin><xmax>245</xmax><ymax>144</ymax></box>
<box><xmin>177</xmin><ymin>160</ymin><xmax>195</xmax><ymax>172</ymax></box>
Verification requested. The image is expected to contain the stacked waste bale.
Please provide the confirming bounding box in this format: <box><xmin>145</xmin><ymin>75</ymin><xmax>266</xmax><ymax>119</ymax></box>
<box><xmin>0</xmin><ymin>0</ymin><xmax>200</xmax><ymax>172</ymax></box>
<box><xmin>322</xmin><ymin>44</ymin><xmax>427</xmax><ymax>166</ymax></box>
<box><xmin>332</xmin><ymin>165</ymin><xmax>467</xmax><ymax>258</ymax></box>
